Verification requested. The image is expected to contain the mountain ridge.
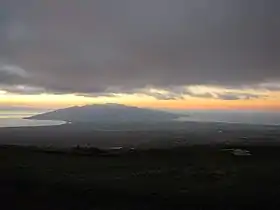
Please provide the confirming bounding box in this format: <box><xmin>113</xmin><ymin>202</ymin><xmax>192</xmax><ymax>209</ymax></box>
<box><xmin>26</xmin><ymin>104</ymin><xmax>183</xmax><ymax>123</ymax></box>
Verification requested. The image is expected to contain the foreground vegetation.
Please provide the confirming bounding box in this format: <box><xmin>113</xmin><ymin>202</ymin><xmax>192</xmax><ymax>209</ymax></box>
<box><xmin>1</xmin><ymin>144</ymin><xmax>280</xmax><ymax>209</ymax></box>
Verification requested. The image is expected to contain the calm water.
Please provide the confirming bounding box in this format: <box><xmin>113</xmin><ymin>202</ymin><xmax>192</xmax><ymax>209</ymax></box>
<box><xmin>0</xmin><ymin>110</ymin><xmax>280</xmax><ymax>127</ymax></box>
<box><xmin>0</xmin><ymin>111</ymin><xmax>65</xmax><ymax>127</ymax></box>
<box><xmin>175</xmin><ymin>110</ymin><xmax>280</xmax><ymax>126</ymax></box>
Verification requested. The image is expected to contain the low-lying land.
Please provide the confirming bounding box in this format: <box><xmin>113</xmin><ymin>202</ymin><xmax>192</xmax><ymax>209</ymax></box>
<box><xmin>1</xmin><ymin>144</ymin><xmax>280</xmax><ymax>209</ymax></box>
<box><xmin>1</xmin><ymin>122</ymin><xmax>280</xmax><ymax>209</ymax></box>
<box><xmin>0</xmin><ymin>121</ymin><xmax>279</xmax><ymax>148</ymax></box>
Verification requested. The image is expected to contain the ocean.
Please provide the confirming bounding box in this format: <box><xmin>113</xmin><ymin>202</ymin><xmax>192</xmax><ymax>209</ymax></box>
<box><xmin>0</xmin><ymin>110</ymin><xmax>65</xmax><ymax>127</ymax></box>
<box><xmin>0</xmin><ymin>109</ymin><xmax>279</xmax><ymax>127</ymax></box>
<box><xmin>0</xmin><ymin>110</ymin><xmax>42</xmax><ymax>119</ymax></box>
<box><xmin>174</xmin><ymin>110</ymin><xmax>280</xmax><ymax>126</ymax></box>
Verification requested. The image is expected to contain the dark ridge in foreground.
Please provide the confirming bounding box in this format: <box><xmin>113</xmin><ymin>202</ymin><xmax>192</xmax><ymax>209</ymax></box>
<box><xmin>26</xmin><ymin>103</ymin><xmax>183</xmax><ymax>122</ymax></box>
<box><xmin>2</xmin><ymin>144</ymin><xmax>280</xmax><ymax>209</ymax></box>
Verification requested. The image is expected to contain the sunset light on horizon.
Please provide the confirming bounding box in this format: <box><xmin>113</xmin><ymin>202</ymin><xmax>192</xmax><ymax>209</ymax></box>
<box><xmin>1</xmin><ymin>0</ymin><xmax>280</xmax><ymax>111</ymax></box>
<box><xmin>0</xmin><ymin>85</ymin><xmax>279</xmax><ymax>111</ymax></box>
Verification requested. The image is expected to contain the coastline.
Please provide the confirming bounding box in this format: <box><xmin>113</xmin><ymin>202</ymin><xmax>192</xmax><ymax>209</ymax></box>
<box><xmin>0</xmin><ymin>118</ymin><xmax>66</xmax><ymax>128</ymax></box>
<box><xmin>0</xmin><ymin>120</ymin><xmax>279</xmax><ymax>148</ymax></box>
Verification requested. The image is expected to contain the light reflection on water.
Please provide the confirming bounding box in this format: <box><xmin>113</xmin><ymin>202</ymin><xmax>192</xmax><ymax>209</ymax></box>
<box><xmin>0</xmin><ymin>111</ymin><xmax>41</xmax><ymax>118</ymax></box>
<box><xmin>0</xmin><ymin>111</ymin><xmax>65</xmax><ymax>127</ymax></box>
<box><xmin>0</xmin><ymin>118</ymin><xmax>65</xmax><ymax>127</ymax></box>
<box><xmin>174</xmin><ymin>110</ymin><xmax>280</xmax><ymax>126</ymax></box>
<box><xmin>0</xmin><ymin>114</ymin><xmax>34</xmax><ymax>119</ymax></box>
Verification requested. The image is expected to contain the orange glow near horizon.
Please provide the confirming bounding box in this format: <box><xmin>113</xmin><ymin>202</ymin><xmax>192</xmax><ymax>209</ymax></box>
<box><xmin>0</xmin><ymin>91</ymin><xmax>280</xmax><ymax>111</ymax></box>
<box><xmin>131</xmin><ymin>100</ymin><xmax>280</xmax><ymax>111</ymax></box>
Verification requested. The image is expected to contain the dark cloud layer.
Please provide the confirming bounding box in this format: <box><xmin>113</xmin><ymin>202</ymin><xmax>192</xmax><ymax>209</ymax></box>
<box><xmin>0</xmin><ymin>64</ymin><xmax>27</xmax><ymax>85</ymax></box>
<box><xmin>1</xmin><ymin>0</ymin><xmax>280</xmax><ymax>95</ymax></box>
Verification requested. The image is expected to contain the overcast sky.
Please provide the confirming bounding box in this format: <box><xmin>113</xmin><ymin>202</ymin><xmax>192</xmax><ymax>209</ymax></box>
<box><xmin>0</xmin><ymin>0</ymin><xmax>280</xmax><ymax>106</ymax></box>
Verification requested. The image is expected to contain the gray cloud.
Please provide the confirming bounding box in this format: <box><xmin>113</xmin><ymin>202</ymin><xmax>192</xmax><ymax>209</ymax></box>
<box><xmin>216</xmin><ymin>94</ymin><xmax>241</xmax><ymax>100</ymax></box>
<box><xmin>0</xmin><ymin>71</ymin><xmax>23</xmax><ymax>85</ymax></box>
<box><xmin>137</xmin><ymin>90</ymin><xmax>264</xmax><ymax>101</ymax></box>
<box><xmin>141</xmin><ymin>92</ymin><xmax>185</xmax><ymax>101</ymax></box>
<box><xmin>257</xmin><ymin>82</ymin><xmax>280</xmax><ymax>91</ymax></box>
<box><xmin>145</xmin><ymin>90</ymin><xmax>265</xmax><ymax>101</ymax></box>
<box><xmin>0</xmin><ymin>85</ymin><xmax>45</xmax><ymax>94</ymax></box>
<box><xmin>1</xmin><ymin>0</ymin><xmax>280</xmax><ymax>94</ymax></box>
<box><xmin>0</xmin><ymin>105</ymin><xmax>48</xmax><ymax>111</ymax></box>
<box><xmin>186</xmin><ymin>92</ymin><xmax>214</xmax><ymax>99</ymax></box>
<box><xmin>0</xmin><ymin>64</ymin><xmax>28</xmax><ymax>85</ymax></box>
<box><xmin>142</xmin><ymin>91</ymin><xmax>214</xmax><ymax>100</ymax></box>
<box><xmin>216</xmin><ymin>93</ymin><xmax>265</xmax><ymax>100</ymax></box>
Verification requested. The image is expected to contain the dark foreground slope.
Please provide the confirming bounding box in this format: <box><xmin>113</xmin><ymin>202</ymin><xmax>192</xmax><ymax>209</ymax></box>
<box><xmin>27</xmin><ymin>104</ymin><xmax>182</xmax><ymax>122</ymax></box>
<box><xmin>2</xmin><ymin>145</ymin><xmax>280</xmax><ymax>209</ymax></box>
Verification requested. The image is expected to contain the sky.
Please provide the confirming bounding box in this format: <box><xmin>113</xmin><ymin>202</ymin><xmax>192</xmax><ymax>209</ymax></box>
<box><xmin>0</xmin><ymin>0</ymin><xmax>280</xmax><ymax>110</ymax></box>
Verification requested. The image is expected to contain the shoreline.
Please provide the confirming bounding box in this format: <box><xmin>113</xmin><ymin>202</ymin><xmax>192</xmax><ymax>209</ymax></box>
<box><xmin>0</xmin><ymin>116</ymin><xmax>279</xmax><ymax>129</ymax></box>
<box><xmin>0</xmin><ymin>121</ymin><xmax>279</xmax><ymax>148</ymax></box>
<box><xmin>0</xmin><ymin>118</ymin><xmax>66</xmax><ymax>128</ymax></box>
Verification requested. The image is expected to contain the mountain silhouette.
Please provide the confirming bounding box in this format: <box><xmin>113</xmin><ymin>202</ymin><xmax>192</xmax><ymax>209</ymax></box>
<box><xmin>27</xmin><ymin>104</ymin><xmax>182</xmax><ymax>122</ymax></box>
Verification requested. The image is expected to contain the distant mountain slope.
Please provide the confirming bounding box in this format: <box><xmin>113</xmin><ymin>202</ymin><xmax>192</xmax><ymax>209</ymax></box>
<box><xmin>26</xmin><ymin>104</ymin><xmax>182</xmax><ymax>122</ymax></box>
